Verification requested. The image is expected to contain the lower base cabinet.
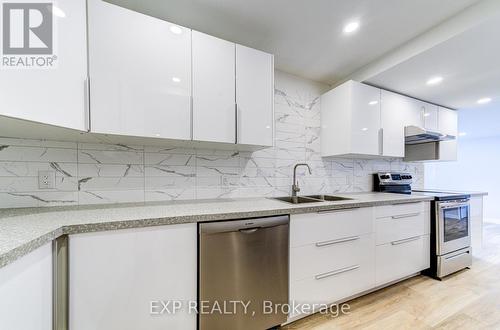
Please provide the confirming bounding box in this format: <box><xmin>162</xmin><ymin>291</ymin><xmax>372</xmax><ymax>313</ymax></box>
<box><xmin>0</xmin><ymin>243</ymin><xmax>52</xmax><ymax>330</ymax></box>
<box><xmin>69</xmin><ymin>223</ymin><xmax>197</xmax><ymax>330</ymax></box>
<box><xmin>289</xmin><ymin>202</ymin><xmax>430</xmax><ymax>321</ymax></box>
<box><xmin>375</xmin><ymin>235</ymin><xmax>430</xmax><ymax>286</ymax></box>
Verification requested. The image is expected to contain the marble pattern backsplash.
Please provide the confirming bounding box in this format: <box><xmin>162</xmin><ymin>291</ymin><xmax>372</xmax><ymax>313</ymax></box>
<box><xmin>0</xmin><ymin>71</ymin><xmax>423</xmax><ymax>208</ymax></box>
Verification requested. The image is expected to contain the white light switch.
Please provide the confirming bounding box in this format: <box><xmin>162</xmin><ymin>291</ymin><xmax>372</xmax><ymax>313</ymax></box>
<box><xmin>38</xmin><ymin>170</ymin><xmax>56</xmax><ymax>189</ymax></box>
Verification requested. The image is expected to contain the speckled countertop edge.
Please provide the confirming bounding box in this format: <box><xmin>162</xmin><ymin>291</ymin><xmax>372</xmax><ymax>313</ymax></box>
<box><xmin>0</xmin><ymin>193</ymin><xmax>435</xmax><ymax>269</ymax></box>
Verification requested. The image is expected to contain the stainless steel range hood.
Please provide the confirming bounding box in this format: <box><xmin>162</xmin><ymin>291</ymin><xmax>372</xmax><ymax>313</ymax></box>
<box><xmin>405</xmin><ymin>126</ymin><xmax>455</xmax><ymax>145</ymax></box>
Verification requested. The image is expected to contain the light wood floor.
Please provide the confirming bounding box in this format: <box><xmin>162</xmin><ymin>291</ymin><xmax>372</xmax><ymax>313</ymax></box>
<box><xmin>283</xmin><ymin>221</ymin><xmax>500</xmax><ymax>330</ymax></box>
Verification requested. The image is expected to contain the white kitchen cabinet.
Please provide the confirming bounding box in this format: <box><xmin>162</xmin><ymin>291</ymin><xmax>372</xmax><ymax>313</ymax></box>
<box><xmin>422</xmin><ymin>102</ymin><xmax>439</xmax><ymax>131</ymax></box>
<box><xmin>289</xmin><ymin>234</ymin><xmax>375</xmax><ymax>318</ymax></box>
<box><xmin>236</xmin><ymin>45</ymin><xmax>274</xmax><ymax>147</ymax></box>
<box><xmin>289</xmin><ymin>208</ymin><xmax>375</xmax><ymax>320</ymax></box>
<box><xmin>438</xmin><ymin>107</ymin><xmax>458</xmax><ymax>161</ymax></box>
<box><xmin>321</xmin><ymin>81</ymin><xmax>382</xmax><ymax>157</ymax></box>
<box><xmin>0</xmin><ymin>0</ymin><xmax>88</xmax><ymax>130</ymax></box>
<box><xmin>375</xmin><ymin>235</ymin><xmax>430</xmax><ymax>286</ymax></box>
<box><xmin>374</xmin><ymin>201</ymin><xmax>430</xmax><ymax>286</ymax></box>
<box><xmin>0</xmin><ymin>243</ymin><xmax>52</xmax><ymax>330</ymax></box>
<box><xmin>381</xmin><ymin>90</ymin><xmax>424</xmax><ymax>158</ymax></box>
<box><xmin>69</xmin><ymin>224</ymin><xmax>197</xmax><ymax>330</ymax></box>
<box><xmin>470</xmin><ymin>196</ymin><xmax>484</xmax><ymax>254</ymax></box>
<box><xmin>192</xmin><ymin>31</ymin><xmax>236</xmax><ymax>144</ymax></box>
<box><xmin>88</xmin><ymin>0</ymin><xmax>192</xmax><ymax>140</ymax></box>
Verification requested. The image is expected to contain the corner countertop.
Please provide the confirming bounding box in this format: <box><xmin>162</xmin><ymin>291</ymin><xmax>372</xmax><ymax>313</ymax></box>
<box><xmin>0</xmin><ymin>192</ymin><xmax>433</xmax><ymax>269</ymax></box>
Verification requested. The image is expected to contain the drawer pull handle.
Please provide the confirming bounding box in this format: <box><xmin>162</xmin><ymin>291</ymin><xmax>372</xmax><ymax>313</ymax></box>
<box><xmin>391</xmin><ymin>236</ymin><xmax>420</xmax><ymax>245</ymax></box>
<box><xmin>445</xmin><ymin>251</ymin><xmax>470</xmax><ymax>260</ymax></box>
<box><xmin>317</xmin><ymin>207</ymin><xmax>360</xmax><ymax>214</ymax></box>
<box><xmin>391</xmin><ymin>212</ymin><xmax>421</xmax><ymax>219</ymax></box>
<box><xmin>315</xmin><ymin>265</ymin><xmax>360</xmax><ymax>280</ymax></box>
<box><xmin>316</xmin><ymin>236</ymin><xmax>360</xmax><ymax>247</ymax></box>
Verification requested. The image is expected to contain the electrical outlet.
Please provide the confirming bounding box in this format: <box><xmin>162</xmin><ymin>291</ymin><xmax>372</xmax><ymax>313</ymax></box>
<box><xmin>38</xmin><ymin>170</ymin><xmax>56</xmax><ymax>189</ymax></box>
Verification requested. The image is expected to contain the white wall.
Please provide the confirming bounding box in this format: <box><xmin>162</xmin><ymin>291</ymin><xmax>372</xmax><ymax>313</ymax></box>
<box><xmin>425</xmin><ymin>106</ymin><xmax>499</xmax><ymax>218</ymax></box>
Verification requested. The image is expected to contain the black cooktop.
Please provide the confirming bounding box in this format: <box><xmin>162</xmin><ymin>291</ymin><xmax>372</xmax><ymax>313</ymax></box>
<box><xmin>412</xmin><ymin>190</ymin><xmax>471</xmax><ymax>201</ymax></box>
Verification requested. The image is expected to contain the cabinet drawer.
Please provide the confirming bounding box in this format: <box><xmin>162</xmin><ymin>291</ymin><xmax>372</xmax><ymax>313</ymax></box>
<box><xmin>290</xmin><ymin>207</ymin><xmax>373</xmax><ymax>248</ymax></box>
<box><xmin>290</xmin><ymin>257</ymin><xmax>374</xmax><ymax>318</ymax></box>
<box><xmin>291</xmin><ymin>234</ymin><xmax>374</xmax><ymax>282</ymax></box>
<box><xmin>374</xmin><ymin>202</ymin><xmax>425</xmax><ymax>219</ymax></box>
<box><xmin>375</xmin><ymin>212</ymin><xmax>429</xmax><ymax>245</ymax></box>
<box><xmin>375</xmin><ymin>235</ymin><xmax>429</xmax><ymax>286</ymax></box>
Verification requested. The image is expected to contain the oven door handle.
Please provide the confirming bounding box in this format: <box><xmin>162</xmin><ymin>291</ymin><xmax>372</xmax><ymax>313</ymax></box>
<box><xmin>438</xmin><ymin>201</ymin><xmax>470</xmax><ymax>209</ymax></box>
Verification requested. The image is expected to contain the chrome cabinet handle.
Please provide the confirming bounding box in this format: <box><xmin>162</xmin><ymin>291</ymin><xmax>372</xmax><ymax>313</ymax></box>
<box><xmin>190</xmin><ymin>96</ymin><xmax>194</xmax><ymax>140</ymax></box>
<box><xmin>235</xmin><ymin>103</ymin><xmax>238</xmax><ymax>144</ymax></box>
<box><xmin>84</xmin><ymin>77</ymin><xmax>91</xmax><ymax>132</ymax></box>
<box><xmin>391</xmin><ymin>236</ymin><xmax>420</xmax><ymax>245</ymax></box>
<box><xmin>315</xmin><ymin>236</ymin><xmax>360</xmax><ymax>247</ymax></box>
<box><xmin>317</xmin><ymin>207</ymin><xmax>360</xmax><ymax>214</ymax></box>
<box><xmin>391</xmin><ymin>212</ymin><xmax>421</xmax><ymax>219</ymax></box>
<box><xmin>378</xmin><ymin>128</ymin><xmax>384</xmax><ymax>155</ymax></box>
<box><xmin>315</xmin><ymin>265</ymin><xmax>360</xmax><ymax>280</ymax></box>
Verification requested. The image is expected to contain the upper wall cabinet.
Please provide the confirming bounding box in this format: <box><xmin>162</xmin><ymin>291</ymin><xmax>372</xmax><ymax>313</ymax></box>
<box><xmin>0</xmin><ymin>0</ymin><xmax>88</xmax><ymax>130</ymax></box>
<box><xmin>422</xmin><ymin>102</ymin><xmax>439</xmax><ymax>131</ymax></box>
<box><xmin>192</xmin><ymin>31</ymin><xmax>236</xmax><ymax>144</ymax></box>
<box><xmin>381</xmin><ymin>90</ymin><xmax>424</xmax><ymax>158</ymax></box>
<box><xmin>192</xmin><ymin>32</ymin><xmax>274</xmax><ymax>146</ymax></box>
<box><xmin>438</xmin><ymin>107</ymin><xmax>458</xmax><ymax>161</ymax></box>
<box><xmin>236</xmin><ymin>45</ymin><xmax>274</xmax><ymax>147</ymax></box>
<box><xmin>87</xmin><ymin>0</ymin><xmax>192</xmax><ymax>140</ymax></box>
<box><xmin>321</xmin><ymin>81</ymin><xmax>381</xmax><ymax>157</ymax></box>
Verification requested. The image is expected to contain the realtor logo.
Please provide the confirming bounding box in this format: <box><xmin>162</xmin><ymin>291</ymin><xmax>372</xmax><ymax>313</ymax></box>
<box><xmin>1</xmin><ymin>2</ymin><xmax>57</xmax><ymax>68</ymax></box>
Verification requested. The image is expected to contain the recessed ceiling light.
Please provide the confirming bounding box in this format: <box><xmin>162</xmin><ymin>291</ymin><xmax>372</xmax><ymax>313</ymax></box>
<box><xmin>172</xmin><ymin>77</ymin><xmax>181</xmax><ymax>83</ymax></box>
<box><xmin>343</xmin><ymin>21</ymin><xmax>360</xmax><ymax>34</ymax></box>
<box><xmin>423</xmin><ymin>113</ymin><xmax>431</xmax><ymax>117</ymax></box>
<box><xmin>477</xmin><ymin>97</ymin><xmax>492</xmax><ymax>104</ymax></box>
<box><xmin>361</xmin><ymin>127</ymin><xmax>368</xmax><ymax>131</ymax></box>
<box><xmin>368</xmin><ymin>100</ymin><xmax>378</xmax><ymax>106</ymax></box>
<box><xmin>458</xmin><ymin>132</ymin><xmax>467</xmax><ymax>137</ymax></box>
<box><xmin>50</xmin><ymin>5</ymin><xmax>66</xmax><ymax>18</ymax></box>
<box><xmin>426</xmin><ymin>76</ymin><xmax>443</xmax><ymax>85</ymax></box>
<box><xmin>170</xmin><ymin>25</ymin><xmax>183</xmax><ymax>34</ymax></box>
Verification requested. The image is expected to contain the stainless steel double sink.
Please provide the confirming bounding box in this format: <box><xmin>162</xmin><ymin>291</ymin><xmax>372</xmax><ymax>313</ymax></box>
<box><xmin>272</xmin><ymin>195</ymin><xmax>353</xmax><ymax>204</ymax></box>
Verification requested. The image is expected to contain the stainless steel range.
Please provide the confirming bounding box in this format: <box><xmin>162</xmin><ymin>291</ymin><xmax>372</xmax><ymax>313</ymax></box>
<box><xmin>374</xmin><ymin>172</ymin><xmax>472</xmax><ymax>279</ymax></box>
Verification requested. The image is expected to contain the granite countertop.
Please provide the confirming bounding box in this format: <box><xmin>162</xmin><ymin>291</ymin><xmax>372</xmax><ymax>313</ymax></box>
<box><xmin>0</xmin><ymin>192</ymin><xmax>434</xmax><ymax>269</ymax></box>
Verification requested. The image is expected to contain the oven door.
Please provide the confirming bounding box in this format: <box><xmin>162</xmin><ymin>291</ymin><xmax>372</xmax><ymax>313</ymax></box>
<box><xmin>436</xmin><ymin>200</ymin><xmax>471</xmax><ymax>255</ymax></box>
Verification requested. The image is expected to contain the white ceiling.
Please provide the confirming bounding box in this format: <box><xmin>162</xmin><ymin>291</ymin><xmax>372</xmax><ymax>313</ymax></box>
<box><xmin>108</xmin><ymin>0</ymin><xmax>478</xmax><ymax>85</ymax></box>
<box><xmin>367</xmin><ymin>16</ymin><xmax>500</xmax><ymax>110</ymax></box>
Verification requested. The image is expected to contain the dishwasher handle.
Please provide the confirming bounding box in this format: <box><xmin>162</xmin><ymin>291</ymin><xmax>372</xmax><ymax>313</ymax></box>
<box><xmin>199</xmin><ymin>215</ymin><xmax>289</xmax><ymax>234</ymax></box>
<box><xmin>239</xmin><ymin>227</ymin><xmax>261</xmax><ymax>234</ymax></box>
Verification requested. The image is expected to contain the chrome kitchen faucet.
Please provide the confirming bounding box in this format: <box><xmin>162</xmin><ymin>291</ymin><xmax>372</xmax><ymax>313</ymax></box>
<box><xmin>292</xmin><ymin>163</ymin><xmax>312</xmax><ymax>197</ymax></box>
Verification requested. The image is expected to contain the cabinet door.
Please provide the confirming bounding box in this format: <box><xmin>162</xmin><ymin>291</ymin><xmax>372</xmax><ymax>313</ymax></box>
<box><xmin>438</xmin><ymin>107</ymin><xmax>458</xmax><ymax>161</ymax></box>
<box><xmin>0</xmin><ymin>243</ymin><xmax>52</xmax><ymax>330</ymax></box>
<box><xmin>380</xmin><ymin>90</ymin><xmax>406</xmax><ymax>157</ymax></box>
<box><xmin>192</xmin><ymin>31</ymin><xmax>236</xmax><ymax>143</ymax></box>
<box><xmin>422</xmin><ymin>102</ymin><xmax>439</xmax><ymax>131</ymax></box>
<box><xmin>236</xmin><ymin>45</ymin><xmax>274</xmax><ymax>147</ymax></box>
<box><xmin>0</xmin><ymin>0</ymin><xmax>87</xmax><ymax>130</ymax></box>
<box><xmin>376</xmin><ymin>235</ymin><xmax>429</xmax><ymax>286</ymax></box>
<box><xmin>350</xmin><ymin>82</ymin><xmax>381</xmax><ymax>156</ymax></box>
<box><xmin>88</xmin><ymin>0</ymin><xmax>192</xmax><ymax>140</ymax></box>
<box><xmin>381</xmin><ymin>91</ymin><xmax>424</xmax><ymax>157</ymax></box>
<box><xmin>69</xmin><ymin>224</ymin><xmax>197</xmax><ymax>330</ymax></box>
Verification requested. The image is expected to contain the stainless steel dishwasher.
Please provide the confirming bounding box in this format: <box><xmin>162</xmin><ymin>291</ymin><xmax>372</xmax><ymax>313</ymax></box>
<box><xmin>199</xmin><ymin>215</ymin><xmax>289</xmax><ymax>330</ymax></box>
